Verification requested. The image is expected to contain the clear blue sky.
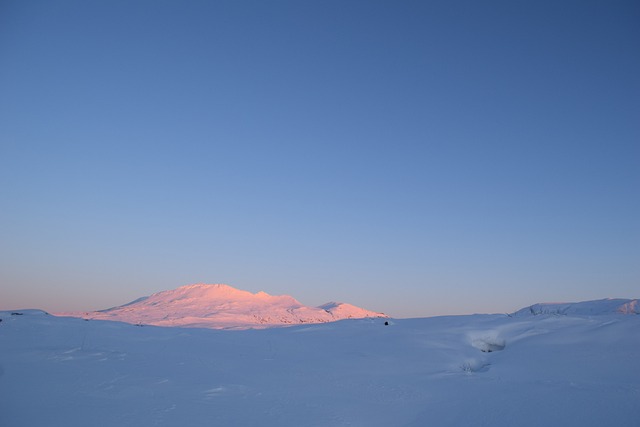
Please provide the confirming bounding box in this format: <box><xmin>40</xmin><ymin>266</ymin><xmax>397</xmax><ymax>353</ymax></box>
<box><xmin>1</xmin><ymin>0</ymin><xmax>638</xmax><ymax>317</ymax></box>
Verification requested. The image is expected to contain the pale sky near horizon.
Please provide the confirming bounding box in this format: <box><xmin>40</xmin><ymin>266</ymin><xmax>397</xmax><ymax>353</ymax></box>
<box><xmin>1</xmin><ymin>0</ymin><xmax>638</xmax><ymax>318</ymax></box>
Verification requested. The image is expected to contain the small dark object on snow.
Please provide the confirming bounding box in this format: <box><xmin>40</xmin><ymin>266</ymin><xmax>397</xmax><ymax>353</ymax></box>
<box><xmin>384</xmin><ymin>321</ymin><xmax>389</xmax><ymax>326</ymax></box>
<box><xmin>11</xmin><ymin>312</ymin><xmax>23</xmax><ymax>316</ymax></box>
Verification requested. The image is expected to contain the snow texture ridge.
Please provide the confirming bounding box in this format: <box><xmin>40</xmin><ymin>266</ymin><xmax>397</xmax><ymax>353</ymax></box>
<box><xmin>58</xmin><ymin>283</ymin><xmax>388</xmax><ymax>329</ymax></box>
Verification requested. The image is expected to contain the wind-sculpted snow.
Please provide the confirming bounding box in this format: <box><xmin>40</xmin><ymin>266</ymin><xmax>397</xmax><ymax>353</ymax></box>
<box><xmin>1</xmin><ymin>308</ymin><xmax>638</xmax><ymax>427</ymax></box>
<box><xmin>58</xmin><ymin>284</ymin><xmax>387</xmax><ymax>329</ymax></box>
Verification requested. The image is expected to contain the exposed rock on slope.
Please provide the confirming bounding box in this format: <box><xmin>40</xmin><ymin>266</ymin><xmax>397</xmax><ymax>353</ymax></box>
<box><xmin>59</xmin><ymin>284</ymin><xmax>387</xmax><ymax>329</ymax></box>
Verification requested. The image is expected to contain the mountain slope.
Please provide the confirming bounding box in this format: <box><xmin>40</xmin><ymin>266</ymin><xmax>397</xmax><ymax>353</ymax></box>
<box><xmin>512</xmin><ymin>298</ymin><xmax>639</xmax><ymax>316</ymax></box>
<box><xmin>59</xmin><ymin>284</ymin><xmax>387</xmax><ymax>329</ymax></box>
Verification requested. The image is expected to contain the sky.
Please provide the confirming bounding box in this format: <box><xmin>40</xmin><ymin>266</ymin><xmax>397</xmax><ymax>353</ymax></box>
<box><xmin>1</xmin><ymin>0</ymin><xmax>638</xmax><ymax>318</ymax></box>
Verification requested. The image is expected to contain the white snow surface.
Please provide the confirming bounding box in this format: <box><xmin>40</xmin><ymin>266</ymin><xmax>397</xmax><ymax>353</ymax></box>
<box><xmin>513</xmin><ymin>298</ymin><xmax>639</xmax><ymax>316</ymax></box>
<box><xmin>1</xmin><ymin>301</ymin><xmax>639</xmax><ymax>427</ymax></box>
<box><xmin>58</xmin><ymin>283</ymin><xmax>388</xmax><ymax>329</ymax></box>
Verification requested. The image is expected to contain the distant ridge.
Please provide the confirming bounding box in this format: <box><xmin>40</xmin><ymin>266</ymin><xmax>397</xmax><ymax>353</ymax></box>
<box><xmin>512</xmin><ymin>298</ymin><xmax>639</xmax><ymax>316</ymax></box>
<box><xmin>58</xmin><ymin>283</ymin><xmax>387</xmax><ymax>329</ymax></box>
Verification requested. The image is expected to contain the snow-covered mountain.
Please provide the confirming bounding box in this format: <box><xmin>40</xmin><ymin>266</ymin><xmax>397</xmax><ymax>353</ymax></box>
<box><xmin>59</xmin><ymin>283</ymin><xmax>387</xmax><ymax>329</ymax></box>
<box><xmin>512</xmin><ymin>298</ymin><xmax>639</xmax><ymax>316</ymax></box>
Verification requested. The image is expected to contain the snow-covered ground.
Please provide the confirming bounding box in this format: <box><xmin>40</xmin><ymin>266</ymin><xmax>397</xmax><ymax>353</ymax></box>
<box><xmin>1</xmin><ymin>305</ymin><xmax>638</xmax><ymax>426</ymax></box>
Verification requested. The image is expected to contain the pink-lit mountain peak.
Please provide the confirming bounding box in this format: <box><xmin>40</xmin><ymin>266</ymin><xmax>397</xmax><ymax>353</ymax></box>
<box><xmin>63</xmin><ymin>283</ymin><xmax>386</xmax><ymax>329</ymax></box>
<box><xmin>153</xmin><ymin>283</ymin><xmax>257</xmax><ymax>301</ymax></box>
<box><xmin>136</xmin><ymin>283</ymin><xmax>303</xmax><ymax>307</ymax></box>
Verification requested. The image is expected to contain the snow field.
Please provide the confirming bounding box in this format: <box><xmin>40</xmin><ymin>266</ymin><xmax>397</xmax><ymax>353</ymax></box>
<box><xmin>1</xmin><ymin>310</ymin><xmax>639</xmax><ymax>426</ymax></box>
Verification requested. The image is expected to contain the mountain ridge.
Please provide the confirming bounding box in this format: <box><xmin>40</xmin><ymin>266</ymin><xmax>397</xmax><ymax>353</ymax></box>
<box><xmin>59</xmin><ymin>283</ymin><xmax>388</xmax><ymax>329</ymax></box>
<box><xmin>512</xmin><ymin>298</ymin><xmax>639</xmax><ymax>316</ymax></box>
